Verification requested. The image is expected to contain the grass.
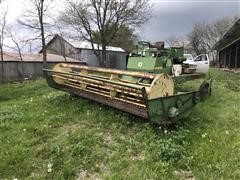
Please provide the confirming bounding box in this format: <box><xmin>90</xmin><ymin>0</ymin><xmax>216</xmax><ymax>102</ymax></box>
<box><xmin>0</xmin><ymin>68</ymin><xmax>240</xmax><ymax>179</ymax></box>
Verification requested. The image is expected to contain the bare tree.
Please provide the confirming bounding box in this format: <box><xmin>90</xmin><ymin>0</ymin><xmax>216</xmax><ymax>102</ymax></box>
<box><xmin>188</xmin><ymin>22</ymin><xmax>207</xmax><ymax>56</ymax></box>
<box><xmin>5</xmin><ymin>26</ymin><xmax>28</xmax><ymax>77</ymax></box>
<box><xmin>166</xmin><ymin>35</ymin><xmax>180</xmax><ymax>47</ymax></box>
<box><xmin>18</xmin><ymin>0</ymin><xmax>54</xmax><ymax>68</ymax></box>
<box><xmin>205</xmin><ymin>17</ymin><xmax>238</xmax><ymax>63</ymax></box>
<box><xmin>188</xmin><ymin>16</ymin><xmax>238</xmax><ymax>58</ymax></box>
<box><xmin>61</xmin><ymin>0</ymin><xmax>152</xmax><ymax>67</ymax></box>
<box><xmin>57</xmin><ymin>34</ymin><xmax>67</xmax><ymax>62</ymax></box>
<box><xmin>51</xmin><ymin>22</ymin><xmax>69</xmax><ymax>61</ymax></box>
<box><xmin>210</xmin><ymin>16</ymin><xmax>239</xmax><ymax>42</ymax></box>
<box><xmin>0</xmin><ymin>8</ymin><xmax>7</xmax><ymax>83</ymax></box>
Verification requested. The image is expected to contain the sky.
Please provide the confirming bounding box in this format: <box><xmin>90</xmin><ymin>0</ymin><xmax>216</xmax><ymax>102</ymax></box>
<box><xmin>0</xmin><ymin>0</ymin><xmax>240</xmax><ymax>48</ymax></box>
<box><xmin>142</xmin><ymin>0</ymin><xmax>240</xmax><ymax>42</ymax></box>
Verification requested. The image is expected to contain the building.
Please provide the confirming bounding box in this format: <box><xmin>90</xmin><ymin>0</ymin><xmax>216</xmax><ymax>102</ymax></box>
<box><xmin>215</xmin><ymin>19</ymin><xmax>240</xmax><ymax>70</ymax></box>
<box><xmin>40</xmin><ymin>34</ymin><xmax>127</xmax><ymax>69</ymax></box>
<box><xmin>1</xmin><ymin>52</ymin><xmax>85</xmax><ymax>82</ymax></box>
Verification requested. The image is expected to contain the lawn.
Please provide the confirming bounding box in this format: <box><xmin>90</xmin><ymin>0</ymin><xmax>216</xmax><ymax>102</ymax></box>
<box><xmin>0</xmin><ymin>68</ymin><xmax>240</xmax><ymax>179</ymax></box>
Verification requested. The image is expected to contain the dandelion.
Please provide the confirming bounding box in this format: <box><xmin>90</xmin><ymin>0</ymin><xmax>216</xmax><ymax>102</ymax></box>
<box><xmin>23</xmin><ymin>128</ymin><xmax>26</xmax><ymax>132</ymax></box>
<box><xmin>209</xmin><ymin>139</ymin><xmax>212</xmax><ymax>143</ymax></box>
<box><xmin>47</xmin><ymin>168</ymin><xmax>52</xmax><ymax>173</ymax></box>
<box><xmin>47</xmin><ymin>163</ymin><xmax>53</xmax><ymax>173</ymax></box>
<box><xmin>164</xmin><ymin>130</ymin><xmax>168</xmax><ymax>134</ymax></box>
<box><xmin>48</xmin><ymin>163</ymin><xmax>53</xmax><ymax>168</ymax></box>
<box><xmin>201</xmin><ymin>133</ymin><xmax>207</xmax><ymax>138</ymax></box>
<box><xmin>225</xmin><ymin>130</ymin><xmax>230</xmax><ymax>135</ymax></box>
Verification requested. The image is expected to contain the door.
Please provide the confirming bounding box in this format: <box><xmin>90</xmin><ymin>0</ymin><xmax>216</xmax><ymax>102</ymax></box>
<box><xmin>194</xmin><ymin>54</ymin><xmax>209</xmax><ymax>73</ymax></box>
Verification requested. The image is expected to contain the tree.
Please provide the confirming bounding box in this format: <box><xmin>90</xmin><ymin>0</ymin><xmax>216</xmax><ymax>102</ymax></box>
<box><xmin>51</xmin><ymin>22</ymin><xmax>69</xmax><ymax>61</ymax></box>
<box><xmin>0</xmin><ymin>7</ymin><xmax>7</xmax><ymax>83</ymax></box>
<box><xmin>18</xmin><ymin>0</ymin><xmax>54</xmax><ymax>68</ymax></box>
<box><xmin>5</xmin><ymin>26</ymin><xmax>28</xmax><ymax>78</ymax></box>
<box><xmin>61</xmin><ymin>0</ymin><xmax>152</xmax><ymax>66</ymax></box>
<box><xmin>93</xmin><ymin>24</ymin><xmax>138</xmax><ymax>53</ymax></box>
<box><xmin>210</xmin><ymin>16</ymin><xmax>239</xmax><ymax>42</ymax></box>
<box><xmin>188</xmin><ymin>22</ymin><xmax>207</xmax><ymax>55</ymax></box>
<box><xmin>206</xmin><ymin>17</ymin><xmax>238</xmax><ymax>63</ymax></box>
<box><xmin>166</xmin><ymin>35</ymin><xmax>181</xmax><ymax>47</ymax></box>
<box><xmin>188</xmin><ymin>16</ymin><xmax>238</xmax><ymax>59</ymax></box>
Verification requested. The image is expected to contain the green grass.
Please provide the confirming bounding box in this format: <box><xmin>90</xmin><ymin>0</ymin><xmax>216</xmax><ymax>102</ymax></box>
<box><xmin>0</xmin><ymin>68</ymin><xmax>240</xmax><ymax>179</ymax></box>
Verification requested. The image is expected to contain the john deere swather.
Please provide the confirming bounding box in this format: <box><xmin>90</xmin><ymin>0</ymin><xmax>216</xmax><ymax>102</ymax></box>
<box><xmin>127</xmin><ymin>41</ymin><xmax>207</xmax><ymax>83</ymax></box>
<box><xmin>43</xmin><ymin>62</ymin><xmax>211</xmax><ymax>125</ymax></box>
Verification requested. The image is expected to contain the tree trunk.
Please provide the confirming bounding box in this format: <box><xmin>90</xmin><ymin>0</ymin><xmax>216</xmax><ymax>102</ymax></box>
<box><xmin>18</xmin><ymin>50</ymin><xmax>24</xmax><ymax>78</ymax></box>
<box><xmin>0</xmin><ymin>44</ymin><xmax>4</xmax><ymax>83</ymax></box>
<box><xmin>212</xmin><ymin>52</ymin><xmax>215</xmax><ymax>66</ymax></box>
<box><xmin>41</xmin><ymin>26</ymin><xmax>47</xmax><ymax>68</ymax></box>
<box><xmin>40</xmin><ymin>0</ymin><xmax>47</xmax><ymax>68</ymax></box>
<box><xmin>101</xmin><ymin>45</ymin><xmax>107</xmax><ymax>67</ymax></box>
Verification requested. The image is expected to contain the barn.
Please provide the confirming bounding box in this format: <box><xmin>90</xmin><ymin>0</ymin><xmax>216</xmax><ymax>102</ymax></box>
<box><xmin>215</xmin><ymin>18</ymin><xmax>240</xmax><ymax>71</ymax></box>
<box><xmin>40</xmin><ymin>34</ymin><xmax>127</xmax><ymax>70</ymax></box>
<box><xmin>0</xmin><ymin>52</ymin><xmax>85</xmax><ymax>82</ymax></box>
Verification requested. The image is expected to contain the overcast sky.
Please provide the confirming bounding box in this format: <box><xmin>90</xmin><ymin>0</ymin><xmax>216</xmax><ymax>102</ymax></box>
<box><xmin>1</xmin><ymin>0</ymin><xmax>240</xmax><ymax>46</ymax></box>
<box><xmin>142</xmin><ymin>0</ymin><xmax>240</xmax><ymax>42</ymax></box>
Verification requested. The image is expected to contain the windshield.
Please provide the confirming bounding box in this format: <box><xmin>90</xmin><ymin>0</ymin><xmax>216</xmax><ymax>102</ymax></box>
<box><xmin>184</xmin><ymin>54</ymin><xmax>193</xmax><ymax>60</ymax></box>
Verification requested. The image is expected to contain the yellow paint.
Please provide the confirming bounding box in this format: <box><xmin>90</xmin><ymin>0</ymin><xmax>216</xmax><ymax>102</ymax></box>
<box><xmin>146</xmin><ymin>74</ymin><xmax>174</xmax><ymax>100</ymax></box>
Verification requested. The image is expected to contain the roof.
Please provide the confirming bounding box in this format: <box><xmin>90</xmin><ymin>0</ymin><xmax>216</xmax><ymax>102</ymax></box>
<box><xmin>2</xmin><ymin>51</ymin><xmax>83</xmax><ymax>63</ymax></box>
<box><xmin>215</xmin><ymin>18</ymin><xmax>240</xmax><ymax>51</ymax></box>
<box><xmin>42</xmin><ymin>34</ymin><xmax>125</xmax><ymax>53</ymax></box>
<box><xmin>67</xmin><ymin>39</ymin><xmax>125</xmax><ymax>52</ymax></box>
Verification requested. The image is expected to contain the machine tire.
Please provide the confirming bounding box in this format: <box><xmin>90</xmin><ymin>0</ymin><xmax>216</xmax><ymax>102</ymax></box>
<box><xmin>199</xmin><ymin>81</ymin><xmax>210</xmax><ymax>100</ymax></box>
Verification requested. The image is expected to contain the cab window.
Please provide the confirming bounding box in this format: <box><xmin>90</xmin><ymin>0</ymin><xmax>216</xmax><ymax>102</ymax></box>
<box><xmin>194</xmin><ymin>55</ymin><xmax>207</xmax><ymax>61</ymax></box>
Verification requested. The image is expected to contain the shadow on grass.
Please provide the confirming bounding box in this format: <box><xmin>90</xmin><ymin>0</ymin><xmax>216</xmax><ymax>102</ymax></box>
<box><xmin>61</xmin><ymin>93</ymin><xmax>209</xmax><ymax>135</ymax></box>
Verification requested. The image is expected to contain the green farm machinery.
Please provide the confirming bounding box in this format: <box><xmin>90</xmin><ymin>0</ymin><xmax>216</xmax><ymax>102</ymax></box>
<box><xmin>127</xmin><ymin>41</ymin><xmax>205</xmax><ymax>83</ymax></box>
<box><xmin>43</xmin><ymin>48</ymin><xmax>211</xmax><ymax>124</ymax></box>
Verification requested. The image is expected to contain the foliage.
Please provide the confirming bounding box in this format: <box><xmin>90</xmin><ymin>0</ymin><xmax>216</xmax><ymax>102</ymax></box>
<box><xmin>93</xmin><ymin>24</ymin><xmax>138</xmax><ymax>52</ymax></box>
<box><xmin>0</xmin><ymin>69</ymin><xmax>240</xmax><ymax>179</ymax></box>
